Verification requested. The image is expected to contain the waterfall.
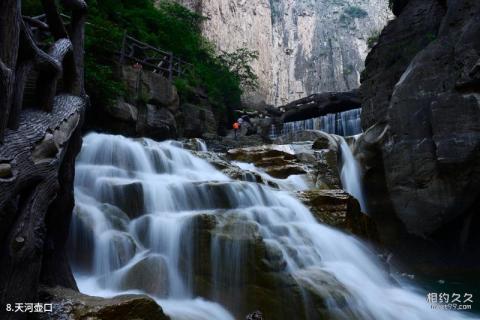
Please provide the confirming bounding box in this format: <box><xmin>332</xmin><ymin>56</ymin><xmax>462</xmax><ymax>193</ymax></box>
<box><xmin>271</xmin><ymin>108</ymin><xmax>362</xmax><ymax>139</ymax></box>
<box><xmin>338</xmin><ymin>137</ymin><xmax>368</xmax><ymax>213</ymax></box>
<box><xmin>70</xmin><ymin>133</ymin><xmax>473</xmax><ymax>320</ymax></box>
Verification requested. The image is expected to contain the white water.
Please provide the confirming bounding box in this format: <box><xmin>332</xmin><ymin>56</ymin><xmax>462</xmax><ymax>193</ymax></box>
<box><xmin>271</xmin><ymin>108</ymin><xmax>362</xmax><ymax>139</ymax></box>
<box><xmin>233</xmin><ymin>161</ymin><xmax>312</xmax><ymax>191</ymax></box>
<box><xmin>338</xmin><ymin>137</ymin><xmax>368</xmax><ymax>213</ymax></box>
<box><xmin>70</xmin><ymin>133</ymin><xmax>474</xmax><ymax>320</ymax></box>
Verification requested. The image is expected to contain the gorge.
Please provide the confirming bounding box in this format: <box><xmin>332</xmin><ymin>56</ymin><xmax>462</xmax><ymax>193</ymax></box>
<box><xmin>173</xmin><ymin>0</ymin><xmax>391</xmax><ymax>106</ymax></box>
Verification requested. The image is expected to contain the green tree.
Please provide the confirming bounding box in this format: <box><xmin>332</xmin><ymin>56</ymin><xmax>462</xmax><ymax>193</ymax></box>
<box><xmin>22</xmin><ymin>0</ymin><xmax>258</xmax><ymax>117</ymax></box>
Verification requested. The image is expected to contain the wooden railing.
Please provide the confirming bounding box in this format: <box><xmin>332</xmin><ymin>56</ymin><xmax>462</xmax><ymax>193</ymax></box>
<box><xmin>118</xmin><ymin>33</ymin><xmax>191</xmax><ymax>81</ymax></box>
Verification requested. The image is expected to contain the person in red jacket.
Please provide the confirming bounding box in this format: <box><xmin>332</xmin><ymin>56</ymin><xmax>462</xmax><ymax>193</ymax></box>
<box><xmin>233</xmin><ymin>122</ymin><xmax>240</xmax><ymax>139</ymax></box>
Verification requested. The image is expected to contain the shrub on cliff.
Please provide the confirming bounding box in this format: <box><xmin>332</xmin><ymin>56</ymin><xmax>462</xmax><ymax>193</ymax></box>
<box><xmin>22</xmin><ymin>0</ymin><xmax>257</xmax><ymax>115</ymax></box>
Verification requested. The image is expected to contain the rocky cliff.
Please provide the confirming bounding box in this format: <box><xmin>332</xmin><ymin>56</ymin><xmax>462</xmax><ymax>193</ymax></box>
<box><xmin>85</xmin><ymin>66</ymin><xmax>218</xmax><ymax>140</ymax></box>
<box><xmin>358</xmin><ymin>0</ymin><xmax>480</xmax><ymax>274</ymax></box>
<box><xmin>174</xmin><ymin>0</ymin><xmax>391</xmax><ymax>107</ymax></box>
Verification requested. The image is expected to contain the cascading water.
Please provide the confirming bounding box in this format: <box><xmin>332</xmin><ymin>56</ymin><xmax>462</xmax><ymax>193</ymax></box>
<box><xmin>271</xmin><ymin>108</ymin><xmax>362</xmax><ymax>139</ymax></box>
<box><xmin>70</xmin><ymin>132</ymin><xmax>475</xmax><ymax>320</ymax></box>
<box><xmin>338</xmin><ymin>137</ymin><xmax>368</xmax><ymax>213</ymax></box>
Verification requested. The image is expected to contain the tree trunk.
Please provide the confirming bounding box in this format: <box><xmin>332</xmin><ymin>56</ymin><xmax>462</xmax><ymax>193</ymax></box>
<box><xmin>0</xmin><ymin>0</ymin><xmax>21</xmax><ymax>142</ymax></box>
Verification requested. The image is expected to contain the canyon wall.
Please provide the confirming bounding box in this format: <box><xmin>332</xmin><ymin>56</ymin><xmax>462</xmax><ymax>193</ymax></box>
<box><xmin>357</xmin><ymin>0</ymin><xmax>480</xmax><ymax>274</ymax></box>
<box><xmin>174</xmin><ymin>0</ymin><xmax>391</xmax><ymax>106</ymax></box>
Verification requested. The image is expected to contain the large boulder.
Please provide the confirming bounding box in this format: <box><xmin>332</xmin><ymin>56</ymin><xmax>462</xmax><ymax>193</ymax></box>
<box><xmin>122</xmin><ymin>66</ymin><xmax>179</xmax><ymax>111</ymax></box>
<box><xmin>178</xmin><ymin>213</ymin><xmax>354</xmax><ymax>320</ymax></box>
<box><xmin>312</xmin><ymin>133</ymin><xmax>342</xmax><ymax>189</ymax></box>
<box><xmin>296</xmin><ymin>189</ymin><xmax>378</xmax><ymax>241</ymax></box>
<box><xmin>106</xmin><ymin>98</ymin><xmax>138</xmax><ymax>123</ymax></box>
<box><xmin>227</xmin><ymin>136</ymin><xmax>342</xmax><ymax>189</ymax></box>
<box><xmin>100</xmin><ymin>203</ymin><xmax>131</xmax><ymax>232</ymax></box>
<box><xmin>192</xmin><ymin>151</ymin><xmax>274</xmax><ymax>186</ymax></box>
<box><xmin>107</xmin><ymin>182</ymin><xmax>145</xmax><ymax>219</ymax></box>
<box><xmin>138</xmin><ymin>104</ymin><xmax>177</xmax><ymax>139</ymax></box>
<box><xmin>118</xmin><ymin>255</ymin><xmax>170</xmax><ymax>297</ymax></box>
<box><xmin>358</xmin><ymin>0</ymin><xmax>480</xmax><ymax>272</ymax></box>
<box><xmin>179</xmin><ymin>103</ymin><xmax>217</xmax><ymax>138</ymax></box>
<box><xmin>104</xmin><ymin>231</ymin><xmax>138</xmax><ymax>270</ymax></box>
<box><xmin>226</xmin><ymin>145</ymin><xmax>308</xmax><ymax>179</ymax></box>
<box><xmin>39</xmin><ymin>286</ymin><xmax>170</xmax><ymax>320</ymax></box>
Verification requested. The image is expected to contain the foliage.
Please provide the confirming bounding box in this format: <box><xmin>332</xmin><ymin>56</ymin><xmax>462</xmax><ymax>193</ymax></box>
<box><xmin>217</xmin><ymin>48</ymin><xmax>259</xmax><ymax>90</ymax></box>
<box><xmin>22</xmin><ymin>0</ymin><xmax>258</xmax><ymax>112</ymax></box>
<box><xmin>22</xmin><ymin>0</ymin><xmax>42</xmax><ymax>15</ymax></box>
<box><xmin>425</xmin><ymin>32</ymin><xmax>437</xmax><ymax>43</ymax></box>
<box><xmin>343</xmin><ymin>64</ymin><xmax>355</xmax><ymax>76</ymax></box>
<box><xmin>340</xmin><ymin>5</ymin><xmax>368</xmax><ymax>26</ymax></box>
<box><xmin>367</xmin><ymin>30</ymin><xmax>381</xmax><ymax>48</ymax></box>
<box><xmin>344</xmin><ymin>6</ymin><xmax>368</xmax><ymax>19</ymax></box>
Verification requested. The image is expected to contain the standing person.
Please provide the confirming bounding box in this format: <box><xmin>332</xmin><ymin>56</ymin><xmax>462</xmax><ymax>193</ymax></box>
<box><xmin>237</xmin><ymin>117</ymin><xmax>244</xmax><ymax>127</ymax></box>
<box><xmin>233</xmin><ymin>122</ymin><xmax>240</xmax><ymax>140</ymax></box>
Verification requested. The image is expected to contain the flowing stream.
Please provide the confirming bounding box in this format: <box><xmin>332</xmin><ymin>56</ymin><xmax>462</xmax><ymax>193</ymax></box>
<box><xmin>271</xmin><ymin>108</ymin><xmax>362</xmax><ymax>139</ymax></box>
<box><xmin>338</xmin><ymin>137</ymin><xmax>368</xmax><ymax>213</ymax></box>
<box><xmin>69</xmin><ymin>133</ymin><xmax>475</xmax><ymax>320</ymax></box>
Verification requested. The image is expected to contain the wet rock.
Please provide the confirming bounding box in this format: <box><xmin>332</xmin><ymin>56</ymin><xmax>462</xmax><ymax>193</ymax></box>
<box><xmin>182</xmin><ymin>138</ymin><xmax>208</xmax><ymax>151</ymax></box>
<box><xmin>225</xmin><ymin>139</ymin><xmax>345</xmax><ymax>188</ymax></box>
<box><xmin>263</xmin><ymin>241</ymin><xmax>287</xmax><ymax>272</ymax></box>
<box><xmin>191</xmin><ymin>151</ymin><xmax>270</xmax><ymax>185</ymax></box>
<box><xmin>312</xmin><ymin>131</ymin><xmax>338</xmax><ymax>151</ymax></box>
<box><xmin>227</xmin><ymin>145</ymin><xmax>297</xmax><ymax>163</ymax></box>
<box><xmin>108</xmin><ymin>182</ymin><xmax>145</xmax><ymax>219</ymax></box>
<box><xmin>142</xmin><ymin>104</ymin><xmax>177</xmax><ymax>139</ymax></box>
<box><xmin>293</xmin><ymin>267</ymin><xmax>351</xmax><ymax>309</ymax></box>
<box><xmin>264</xmin><ymin>164</ymin><xmax>306</xmax><ymax>179</ymax></box>
<box><xmin>179</xmin><ymin>103</ymin><xmax>217</xmax><ymax>138</ymax></box>
<box><xmin>315</xmin><ymin>148</ymin><xmax>341</xmax><ymax>189</ymax></box>
<box><xmin>296</xmin><ymin>189</ymin><xmax>378</xmax><ymax>241</ymax></box>
<box><xmin>203</xmin><ymin>134</ymin><xmax>269</xmax><ymax>153</ymax></box>
<box><xmin>69</xmin><ymin>206</ymin><xmax>96</xmax><ymax>273</ymax></box>
<box><xmin>39</xmin><ymin>286</ymin><xmax>170</xmax><ymax>320</ymax></box>
<box><xmin>106</xmin><ymin>99</ymin><xmax>138</xmax><ymax>122</ymax></box>
<box><xmin>105</xmin><ymin>231</ymin><xmax>138</xmax><ymax>269</ymax></box>
<box><xmin>227</xmin><ymin>145</ymin><xmax>307</xmax><ymax>179</ymax></box>
<box><xmin>194</xmin><ymin>181</ymin><xmax>240</xmax><ymax>209</ymax></box>
<box><xmin>101</xmin><ymin>203</ymin><xmax>130</xmax><ymax>232</ymax></box>
<box><xmin>180</xmin><ymin>212</ymin><xmax>355</xmax><ymax>320</ymax></box>
<box><xmin>131</xmin><ymin>215</ymin><xmax>153</xmax><ymax>247</ymax></box>
<box><xmin>118</xmin><ymin>255</ymin><xmax>170</xmax><ymax>297</ymax></box>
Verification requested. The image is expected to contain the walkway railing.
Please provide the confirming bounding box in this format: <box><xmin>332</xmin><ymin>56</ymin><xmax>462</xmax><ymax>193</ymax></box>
<box><xmin>118</xmin><ymin>33</ymin><xmax>191</xmax><ymax>81</ymax></box>
<box><xmin>28</xmin><ymin>15</ymin><xmax>192</xmax><ymax>82</ymax></box>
